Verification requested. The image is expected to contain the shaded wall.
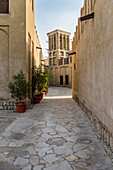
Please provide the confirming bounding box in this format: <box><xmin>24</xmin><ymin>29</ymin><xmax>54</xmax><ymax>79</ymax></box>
<box><xmin>72</xmin><ymin>0</ymin><xmax>113</xmax><ymax>150</ymax></box>
<box><xmin>0</xmin><ymin>28</ymin><xmax>9</xmax><ymax>99</ymax></box>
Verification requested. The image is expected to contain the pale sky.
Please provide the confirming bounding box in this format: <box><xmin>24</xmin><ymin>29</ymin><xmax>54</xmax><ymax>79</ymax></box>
<box><xmin>35</xmin><ymin>0</ymin><xmax>84</xmax><ymax>58</ymax></box>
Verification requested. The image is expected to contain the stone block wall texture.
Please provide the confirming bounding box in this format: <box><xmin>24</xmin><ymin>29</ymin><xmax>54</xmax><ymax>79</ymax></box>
<box><xmin>0</xmin><ymin>101</ymin><xmax>15</xmax><ymax>110</ymax></box>
<box><xmin>0</xmin><ymin>0</ymin><xmax>43</xmax><ymax>101</ymax></box>
<box><xmin>72</xmin><ymin>0</ymin><xmax>113</xmax><ymax>150</ymax></box>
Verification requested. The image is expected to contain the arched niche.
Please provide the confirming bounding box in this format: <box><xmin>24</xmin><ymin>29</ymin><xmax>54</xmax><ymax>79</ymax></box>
<box><xmin>0</xmin><ymin>29</ymin><xmax>9</xmax><ymax>100</ymax></box>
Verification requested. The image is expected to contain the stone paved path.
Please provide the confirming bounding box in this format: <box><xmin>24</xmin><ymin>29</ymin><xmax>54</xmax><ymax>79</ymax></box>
<box><xmin>0</xmin><ymin>86</ymin><xmax>113</xmax><ymax>170</ymax></box>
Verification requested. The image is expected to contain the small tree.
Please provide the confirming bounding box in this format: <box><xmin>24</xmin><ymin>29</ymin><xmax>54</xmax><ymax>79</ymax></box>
<box><xmin>8</xmin><ymin>70</ymin><xmax>31</xmax><ymax>102</ymax></box>
<box><xmin>32</xmin><ymin>65</ymin><xmax>44</xmax><ymax>96</ymax></box>
<box><xmin>32</xmin><ymin>64</ymin><xmax>51</xmax><ymax>96</ymax></box>
<box><xmin>42</xmin><ymin>70</ymin><xmax>51</xmax><ymax>91</ymax></box>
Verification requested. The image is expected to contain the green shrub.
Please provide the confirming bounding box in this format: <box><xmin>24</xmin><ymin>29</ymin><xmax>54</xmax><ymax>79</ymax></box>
<box><xmin>8</xmin><ymin>70</ymin><xmax>31</xmax><ymax>102</ymax></box>
<box><xmin>42</xmin><ymin>70</ymin><xmax>51</xmax><ymax>91</ymax></box>
<box><xmin>32</xmin><ymin>64</ymin><xmax>51</xmax><ymax>96</ymax></box>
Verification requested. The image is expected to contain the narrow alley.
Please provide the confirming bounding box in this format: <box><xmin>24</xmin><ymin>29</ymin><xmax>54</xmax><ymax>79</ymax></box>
<box><xmin>0</xmin><ymin>87</ymin><xmax>113</xmax><ymax>170</ymax></box>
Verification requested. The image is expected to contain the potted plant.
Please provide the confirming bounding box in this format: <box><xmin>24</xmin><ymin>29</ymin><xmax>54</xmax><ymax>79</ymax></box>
<box><xmin>32</xmin><ymin>65</ymin><xmax>43</xmax><ymax>103</ymax></box>
<box><xmin>8</xmin><ymin>70</ymin><xmax>31</xmax><ymax>113</ymax></box>
<box><xmin>42</xmin><ymin>70</ymin><xmax>51</xmax><ymax>95</ymax></box>
<box><xmin>32</xmin><ymin>64</ymin><xmax>51</xmax><ymax>102</ymax></box>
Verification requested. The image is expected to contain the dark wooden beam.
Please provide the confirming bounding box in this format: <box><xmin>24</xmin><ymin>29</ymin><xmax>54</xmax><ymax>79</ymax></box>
<box><xmin>80</xmin><ymin>12</ymin><xmax>94</xmax><ymax>22</ymax></box>
<box><xmin>69</xmin><ymin>52</ymin><xmax>76</xmax><ymax>55</ymax></box>
<box><xmin>36</xmin><ymin>47</ymin><xmax>42</xmax><ymax>49</ymax></box>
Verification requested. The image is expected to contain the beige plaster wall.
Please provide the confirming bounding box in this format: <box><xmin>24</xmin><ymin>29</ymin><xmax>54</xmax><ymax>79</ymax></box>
<box><xmin>72</xmin><ymin>0</ymin><xmax>113</xmax><ymax>133</ymax></box>
<box><xmin>50</xmin><ymin>64</ymin><xmax>72</xmax><ymax>88</ymax></box>
<box><xmin>0</xmin><ymin>27</ymin><xmax>9</xmax><ymax>99</ymax></box>
<box><xmin>0</xmin><ymin>0</ymin><xmax>26</xmax><ymax>100</ymax></box>
<box><xmin>26</xmin><ymin>0</ymin><xmax>43</xmax><ymax>82</ymax></box>
<box><xmin>26</xmin><ymin>0</ymin><xmax>35</xmax><ymax>82</ymax></box>
<box><xmin>0</xmin><ymin>0</ymin><xmax>43</xmax><ymax>100</ymax></box>
<box><xmin>34</xmin><ymin>30</ymin><xmax>42</xmax><ymax>67</ymax></box>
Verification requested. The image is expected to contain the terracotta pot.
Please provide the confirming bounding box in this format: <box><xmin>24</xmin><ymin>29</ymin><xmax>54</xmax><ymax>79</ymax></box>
<box><xmin>42</xmin><ymin>92</ymin><xmax>45</xmax><ymax>97</ymax></box>
<box><xmin>46</xmin><ymin>89</ymin><xmax>48</xmax><ymax>94</ymax></box>
<box><xmin>16</xmin><ymin>102</ymin><xmax>26</xmax><ymax>113</ymax></box>
<box><xmin>43</xmin><ymin>91</ymin><xmax>46</xmax><ymax>95</ymax></box>
<box><xmin>41</xmin><ymin>93</ymin><xmax>44</xmax><ymax>99</ymax></box>
<box><xmin>33</xmin><ymin>96</ymin><xmax>41</xmax><ymax>104</ymax></box>
<box><xmin>39</xmin><ymin>93</ymin><xmax>43</xmax><ymax>99</ymax></box>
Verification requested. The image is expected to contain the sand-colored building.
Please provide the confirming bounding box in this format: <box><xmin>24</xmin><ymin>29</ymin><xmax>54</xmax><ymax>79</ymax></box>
<box><xmin>43</xmin><ymin>58</ymin><xmax>49</xmax><ymax>71</ymax></box>
<box><xmin>0</xmin><ymin>0</ymin><xmax>43</xmax><ymax>101</ymax></box>
<box><xmin>44</xmin><ymin>58</ymin><xmax>49</xmax><ymax>67</ymax></box>
<box><xmin>72</xmin><ymin>0</ymin><xmax>113</xmax><ymax>150</ymax></box>
<box><xmin>47</xmin><ymin>29</ymin><xmax>72</xmax><ymax>88</ymax></box>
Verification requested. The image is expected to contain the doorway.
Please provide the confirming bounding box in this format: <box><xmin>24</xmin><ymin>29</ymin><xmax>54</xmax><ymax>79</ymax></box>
<box><xmin>60</xmin><ymin>76</ymin><xmax>63</xmax><ymax>85</ymax></box>
<box><xmin>65</xmin><ymin>75</ymin><xmax>69</xmax><ymax>85</ymax></box>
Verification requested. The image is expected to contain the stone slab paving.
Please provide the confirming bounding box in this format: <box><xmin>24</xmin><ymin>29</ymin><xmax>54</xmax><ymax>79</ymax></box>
<box><xmin>0</xmin><ymin>86</ymin><xmax>113</xmax><ymax>170</ymax></box>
